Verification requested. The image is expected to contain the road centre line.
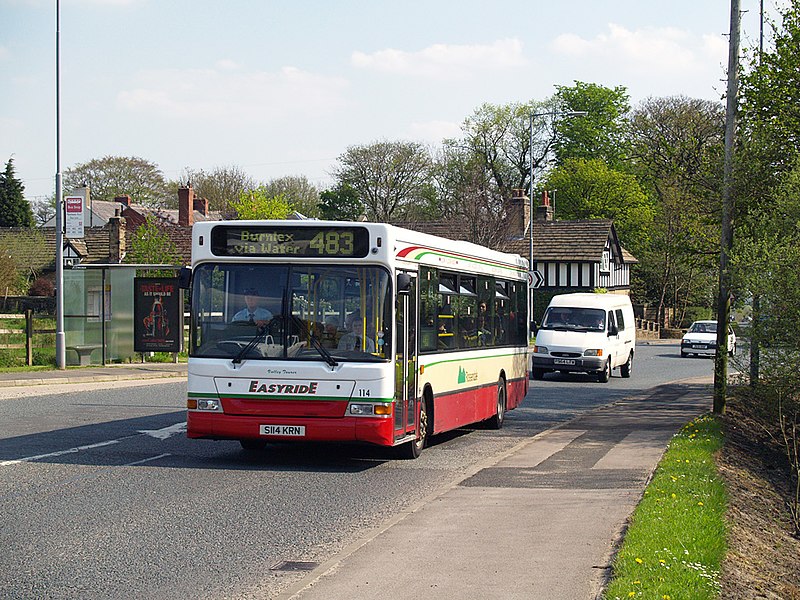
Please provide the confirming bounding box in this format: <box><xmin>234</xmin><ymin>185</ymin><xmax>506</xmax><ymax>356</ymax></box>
<box><xmin>1</xmin><ymin>421</ymin><xmax>186</xmax><ymax>467</ymax></box>
<box><xmin>0</xmin><ymin>439</ymin><xmax>120</xmax><ymax>467</ymax></box>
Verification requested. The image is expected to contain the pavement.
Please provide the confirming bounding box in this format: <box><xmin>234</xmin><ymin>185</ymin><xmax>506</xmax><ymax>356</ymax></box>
<box><xmin>0</xmin><ymin>361</ymin><xmax>188</xmax><ymax>387</ymax></box>
<box><xmin>0</xmin><ymin>360</ymin><xmax>712</xmax><ymax>599</ymax></box>
<box><xmin>276</xmin><ymin>378</ymin><xmax>711</xmax><ymax>600</ymax></box>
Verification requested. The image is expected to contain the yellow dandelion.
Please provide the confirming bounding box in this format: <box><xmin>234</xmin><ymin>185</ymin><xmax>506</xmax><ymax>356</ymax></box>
<box><xmin>633</xmin><ymin>580</ymin><xmax>641</xmax><ymax>584</ymax></box>
<box><xmin>659</xmin><ymin>559</ymin><xmax>666</xmax><ymax>564</ymax></box>
<box><xmin>628</xmin><ymin>593</ymin><xmax>636</xmax><ymax>598</ymax></box>
<box><xmin>635</xmin><ymin>557</ymin><xmax>643</xmax><ymax>564</ymax></box>
<box><xmin>698</xmin><ymin>501</ymin><xmax>704</xmax><ymax>506</ymax></box>
<box><xmin>671</xmin><ymin>493</ymin><xmax>677</xmax><ymax>499</ymax></box>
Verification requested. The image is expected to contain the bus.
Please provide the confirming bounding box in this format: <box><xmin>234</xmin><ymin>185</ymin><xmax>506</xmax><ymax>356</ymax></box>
<box><xmin>185</xmin><ymin>220</ymin><xmax>530</xmax><ymax>458</ymax></box>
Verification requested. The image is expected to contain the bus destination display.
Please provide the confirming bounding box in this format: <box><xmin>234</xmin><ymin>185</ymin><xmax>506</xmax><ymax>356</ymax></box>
<box><xmin>211</xmin><ymin>225</ymin><xmax>370</xmax><ymax>257</ymax></box>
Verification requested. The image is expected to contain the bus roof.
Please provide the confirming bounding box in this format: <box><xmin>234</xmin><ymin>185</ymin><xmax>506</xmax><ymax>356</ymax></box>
<box><xmin>191</xmin><ymin>220</ymin><xmax>528</xmax><ymax>277</ymax></box>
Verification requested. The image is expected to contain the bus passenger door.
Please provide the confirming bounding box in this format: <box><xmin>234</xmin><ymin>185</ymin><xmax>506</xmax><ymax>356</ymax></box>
<box><xmin>394</xmin><ymin>272</ymin><xmax>418</xmax><ymax>440</ymax></box>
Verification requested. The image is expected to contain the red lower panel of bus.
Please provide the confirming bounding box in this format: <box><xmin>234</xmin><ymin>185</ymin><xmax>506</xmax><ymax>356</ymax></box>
<box><xmin>432</xmin><ymin>376</ymin><xmax>528</xmax><ymax>434</ymax></box>
<box><xmin>187</xmin><ymin>410</ymin><xmax>396</xmax><ymax>446</ymax></box>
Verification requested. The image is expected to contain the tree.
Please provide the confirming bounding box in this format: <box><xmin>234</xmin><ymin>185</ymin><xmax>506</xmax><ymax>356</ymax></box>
<box><xmin>452</xmin><ymin>98</ymin><xmax>563</xmax><ymax>201</ymax></box>
<box><xmin>229</xmin><ymin>187</ymin><xmax>293</xmax><ymax>220</ymax></box>
<box><xmin>125</xmin><ymin>215</ymin><xmax>179</xmax><ymax>266</ymax></box>
<box><xmin>0</xmin><ymin>229</ymin><xmax>49</xmax><ymax>293</ymax></box>
<box><xmin>332</xmin><ymin>140</ymin><xmax>432</xmax><ymax>221</ymax></box>
<box><xmin>432</xmin><ymin>145</ymin><xmax>513</xmax><ymax>247</ymax></box>
<box><xmin>554</xmin><ymin>81</ymin><xmax>631</xmax><ymax>169</ymax></box>
<box><xmin>626</xmin><ymin>96</ymin><xmax>725</xmax><ymax>325</ymax></box>
<box><xmin>64</xmin><ymin>156</ymin><xmax>170</xmax><ymax>206</ymax></box>
<box><xmin>0</xmin><ymin>157</ymin><xmax>34</xmax><ymax>227</ymax></box>
<box><xmin>260</xmin><ymin>175</ymin><xmax>321</xmax><ymax>218</ymax></box>
<box><xmin>177</xmin><ymin>165</ymin><xmax>255</xmax><ymax>214</ymax></box>
<box><xmin>319</xmin><ymin>184</ymin><xmax>364</xmax><ymax>221</ymax></box>
<box><xmin>542</xmin><ymin>158</ymin><xmax>653</xmax><ymax>256</ymax></box>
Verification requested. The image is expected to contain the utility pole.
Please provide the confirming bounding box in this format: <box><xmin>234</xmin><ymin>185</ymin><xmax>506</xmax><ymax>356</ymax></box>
<box><xmin>55</xmin><ymin>0</ymin><xmax>66</xmax><ymax>369</ymax></box>
<box><xmin>714</xmin><ymin>0</ymin><xmax>741</xmax><ymax>413</ymax></box>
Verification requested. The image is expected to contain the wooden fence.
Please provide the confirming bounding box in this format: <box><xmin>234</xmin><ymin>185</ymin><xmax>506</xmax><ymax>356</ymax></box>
<box><xmin>0</xmin><ymin>311</ymin><xmax>56</xmax><ymax>366</ymax></box>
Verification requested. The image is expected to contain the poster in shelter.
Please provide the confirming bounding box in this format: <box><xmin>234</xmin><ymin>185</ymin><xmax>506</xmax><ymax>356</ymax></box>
<box><xmin>134</xmin><ymin>277</ymin><xmax>181</xmax><ymax>352</ymax></box>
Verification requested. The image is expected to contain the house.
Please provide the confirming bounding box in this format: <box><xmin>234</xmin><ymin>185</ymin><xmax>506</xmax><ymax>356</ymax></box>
<box><xmin>395</xmin><ymin>190</ymin><xmax>637</xmax><ymax>322</ymax></box>
<box><xmin>43</xmin><ymin>185</ymin><xmax>224</xmax><ymax>232</ymax></box>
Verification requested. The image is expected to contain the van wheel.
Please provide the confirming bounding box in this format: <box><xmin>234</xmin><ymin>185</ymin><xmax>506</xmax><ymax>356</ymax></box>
<box><xmin>620</xmin><ymin>352</ymin><xmax>633</xmax><ymax>378</ymax></box>
<box><xmin>597</xmin><ymin>359</ymin><xmax>611</xmax><ymax>383</ymax></box>
<box><xmin>532</xmin><ymin>368</ymin><xmax>545</xmax><ymax>380</ymax></box>
<box><xmin>487</xmin><ymin>379</ymin><xmax>506</xmax><ymax>430</ymax></box>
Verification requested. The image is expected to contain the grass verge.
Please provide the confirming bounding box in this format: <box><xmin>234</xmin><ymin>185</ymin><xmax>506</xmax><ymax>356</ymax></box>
<box><xmin>604</xmin><ymin>413</ymin><xmax>727</xmax><ymax>600</ymax></box>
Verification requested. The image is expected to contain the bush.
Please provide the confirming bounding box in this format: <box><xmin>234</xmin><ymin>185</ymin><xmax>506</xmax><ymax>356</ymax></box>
<box><xmin>29</xmin><ymin>277</ymin><xmax>54</xmax><ymax>297</ymax></box>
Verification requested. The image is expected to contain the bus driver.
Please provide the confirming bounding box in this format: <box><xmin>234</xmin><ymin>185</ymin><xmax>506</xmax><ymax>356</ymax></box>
<box><xmin>232</xmin><ymin>288</ymin><xmax>273</xmax><ymax>328</ymax></box>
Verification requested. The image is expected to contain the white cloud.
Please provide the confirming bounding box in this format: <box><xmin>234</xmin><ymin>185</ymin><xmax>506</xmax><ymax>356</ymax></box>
<box><xmin>352</xmin><ymin>38</ymin><xmax>527</xmax><ymax>79</ymax></box>
<box><xmin>405</xmin><ymin>120</ymin><xmax>462</xmax><ymax>144</ymax></box>
<box><xmin>117</xmin><ymin>65</ymin><xmax>349</xmax><ymax>123</ymax></box>
<box><xmin>552</xmin><ymin>23</ymin><xmax>722</xmax><ymax>75</ymax></box>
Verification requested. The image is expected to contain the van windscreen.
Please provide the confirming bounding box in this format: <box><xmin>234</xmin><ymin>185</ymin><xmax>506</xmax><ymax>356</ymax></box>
<box><xmin>541</xmin><ymin>307</ymin><xmax>606</xmax><ymax>331</ymax></box>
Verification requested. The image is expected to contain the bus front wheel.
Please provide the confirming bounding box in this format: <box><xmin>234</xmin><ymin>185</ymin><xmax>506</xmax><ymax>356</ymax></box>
<box><xmin>399</xmin><ymin>397</ymin><xmax>428</xmax><ymax>459</ymax></box>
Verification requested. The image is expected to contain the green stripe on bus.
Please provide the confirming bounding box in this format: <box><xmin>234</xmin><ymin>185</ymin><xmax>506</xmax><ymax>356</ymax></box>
<box><xmin>190</xmin><ymin>392</ymin><xmax>393</xmax><ymax>403</ymax></box>
<box><xmin>409</xmin><ymin>249</ymin><xmax>527</xmax><ymax>275</ymax></box>
<box><xmin>422</xmin><ymin>351</ymin><xmax>526</xmax><ymax>370</ymax></box>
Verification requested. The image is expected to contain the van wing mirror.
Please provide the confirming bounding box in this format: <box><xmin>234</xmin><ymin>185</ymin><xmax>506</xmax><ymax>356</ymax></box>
<box><xmin>530</xmin><ymin>320</ymin><xmax>538</xmax><ymax>335</ymax></box>
<box><xmin>608</xmin><ymin>323</ymin><xmax>619</xmax><ymax>336</ymax></box>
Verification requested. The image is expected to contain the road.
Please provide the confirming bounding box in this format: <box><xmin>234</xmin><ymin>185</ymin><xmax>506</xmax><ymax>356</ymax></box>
<box><xmin>0</xmin><ymin>342</ymin><xmax>715</xmax><ymax>599</ymax></box>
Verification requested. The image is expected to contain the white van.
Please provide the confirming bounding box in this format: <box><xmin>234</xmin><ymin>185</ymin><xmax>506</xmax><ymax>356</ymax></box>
<box><xmin>532</xmin><ymin>293</ymin><xmax>636</xmax><ymax>383</ymax></box>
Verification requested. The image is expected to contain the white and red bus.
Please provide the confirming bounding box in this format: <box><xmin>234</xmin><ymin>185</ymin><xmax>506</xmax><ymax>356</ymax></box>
<box><xmin>185</xmin><ymin>220</ymin><xmax>529</xmax><ymax>458</ymax></box>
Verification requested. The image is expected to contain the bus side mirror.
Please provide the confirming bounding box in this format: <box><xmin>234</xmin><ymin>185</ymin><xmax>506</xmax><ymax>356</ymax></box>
<box><xmin>397</xmin><ymin>273</ymin><xmax>412</xmax><ymax>295</ymax></box>
<box><xmin>178</xmin><ymin>266</ymin><xmax>192</xmax><ymax>290</ymax></box>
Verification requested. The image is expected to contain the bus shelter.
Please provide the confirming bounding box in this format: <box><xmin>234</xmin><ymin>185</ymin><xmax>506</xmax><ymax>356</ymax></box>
<box><xmin>64</xmin><ymin>264</ymin><xmax>181</xmax><ymax>366</ymax></box>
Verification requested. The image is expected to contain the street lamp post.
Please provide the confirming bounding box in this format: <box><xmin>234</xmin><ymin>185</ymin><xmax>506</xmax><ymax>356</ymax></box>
<box><xmin>528</xmin><ymin>110</ymin><xmax>587</xmax><ymax>323</ymax></box>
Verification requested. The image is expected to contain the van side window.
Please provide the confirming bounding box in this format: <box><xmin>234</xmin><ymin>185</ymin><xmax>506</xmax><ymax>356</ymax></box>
<box><xmin>615</xmin><ymin>309</ymin><xmax>625</xmax><ymax>331</ymax></box>
<box><xmin>608</xmin><ymin>311</ymin><xmax>616</xmax><ymax>330</ymax></box>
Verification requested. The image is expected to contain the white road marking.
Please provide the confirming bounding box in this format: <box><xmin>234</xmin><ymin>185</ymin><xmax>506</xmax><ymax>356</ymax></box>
<box><xmin>123</xmin><ymin>453</ymin><xmax>171</xmax><ymax>467</ymax></box>
<box><xmin>0</xmin><ymin>439</ymin><xmax>119</xmax><ymax>467</ymax></box>
<box><xmin>1</xmin><ymin>422</ymin><xmax>186</xmax><ymax>467</ymax></box>
<box><xmin>138</xmin><ymin>422</ymin><xmax>187</xmax><ymax>440</ymax></box>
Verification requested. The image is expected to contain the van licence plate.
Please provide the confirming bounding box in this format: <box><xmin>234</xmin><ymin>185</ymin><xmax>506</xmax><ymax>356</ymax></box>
<box><xmin>692</xmin><ymin>344</ymin><xmax>707</xmax><ymax>349</ymax></box>
<box><xmin>260</xmin><ymin>424</ymin><xmax>306</xmax><ymax>437</ymax></box>
<box><xmin>553</xmin><ymin>358</ymin><xmax>576</xmax><ymax>366</ymax></box>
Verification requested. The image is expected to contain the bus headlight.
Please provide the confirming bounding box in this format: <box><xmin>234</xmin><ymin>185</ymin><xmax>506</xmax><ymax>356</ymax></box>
<box><xmin>349</xmin><ymin>403</ymin><xmax>375</xmax><ymax>415</ymax></box>
<box><xmin>584</xmin><ymin>349</ymin><xmax>603</xmax><ymax>357</ymax></box>
<box><xmin>189</xmin><ymin>398</ymin><xmax>221</xmax><ymax>411</ymax></box>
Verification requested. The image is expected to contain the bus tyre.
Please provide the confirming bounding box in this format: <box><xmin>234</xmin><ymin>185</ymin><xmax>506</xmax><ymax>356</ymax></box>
<box><xmin>620</xmin><ymin>352</ymin><xmax>633</xmax><ymax>378</ymax></box>
<box><xmin>597</xmin><ymin>359</ymin><xmax>611</xmax><ymax>383</ymax></box>
<box><xmin>239</xmin><ymin>439</ymin><xmax>267</xmax><ymax>452</ymax></box>
<box><xmin>400</xmin><ymin>397</ymin><xmax>428</xmax><ymax>459</ymax></box>
<box><xmin>487</xmin><ymin>379</ymin><xmax>506</xmax><ymax>429</ymax></box>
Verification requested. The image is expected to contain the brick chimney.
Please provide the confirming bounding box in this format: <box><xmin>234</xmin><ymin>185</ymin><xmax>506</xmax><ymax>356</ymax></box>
<box><xmin>508</xmin><ymin>189</ymin><xmax>530</xmax><ymax>237</ymax></box>
<box><xmin>108</xmin><ymin>209</ymin><xmax>126</xmax><ymax>263</ymax></box>
<box><xmin>535</xmin><ymin>190</ymin><xmax>554</xmax><ymax>222</ymax></box>
<box><xmin>115</xmin><ymin>195</ymin><xmax>131</xmax><ymax>207</ymax></box>
<box><xmin>178</xmin><ymin>185</ymin><xmax>194</xmax><ymax>227</ymax></box>
<box><xmin>193</xmin><ymin>196</ymin><xmax>209</xmax><ymax>217</ymax></box>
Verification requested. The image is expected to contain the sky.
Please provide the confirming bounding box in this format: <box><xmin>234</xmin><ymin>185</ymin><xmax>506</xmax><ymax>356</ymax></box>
<box><xmin>0</xmin><ymin>0</ymin><xmax>786</xmax><ymax>203</ymax></box>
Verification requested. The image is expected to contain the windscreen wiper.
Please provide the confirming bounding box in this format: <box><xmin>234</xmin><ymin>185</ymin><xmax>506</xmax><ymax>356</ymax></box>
<box><xmin>231</xmin><ymin>328</ymin><xmax>267</xmax><ymax>365</ymax></box>
<box><xmin>290</xmin><ymin>315</ymin><xmax>337</xmax><ymax>368</ymax></box>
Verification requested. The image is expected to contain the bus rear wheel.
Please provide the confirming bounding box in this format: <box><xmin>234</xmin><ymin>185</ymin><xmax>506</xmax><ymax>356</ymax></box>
<box><xmin>487</xmin><ymin>379</ymin><xmax>506</xmax><ymax>429</ymax></box>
